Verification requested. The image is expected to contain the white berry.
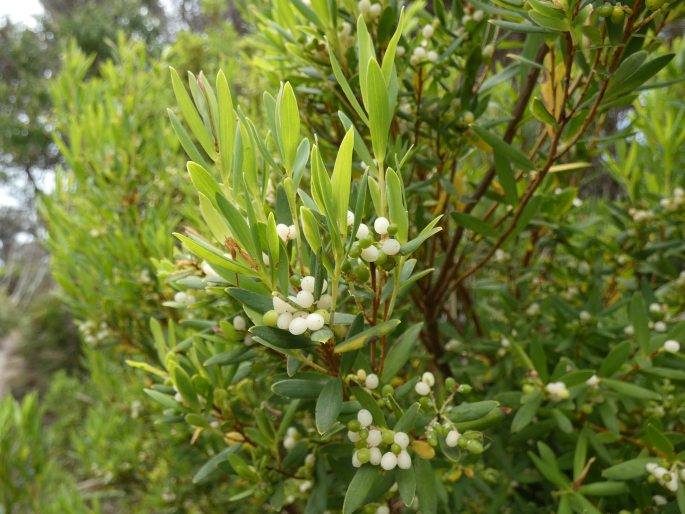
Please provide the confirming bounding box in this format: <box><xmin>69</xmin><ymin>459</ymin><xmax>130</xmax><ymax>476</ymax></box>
<box><xmin>358</xmin><ymin>409</ymin><xmax>373</xmax><ymax>427</ymax></box>
<box><xmin>446</xmin><ymin>430</ymin><xmax>461</xmax><ymax>447</ymax></box>
<box><xmin>288</xmin><ymin>317</ymin><xmax>308</xmax><ymax>335</ymax></box>
<box><xmin>361</xmin><ymin>245</ymin><xmax>379</xmax><ymax>262</ymax></box>
<box><xmin>301</xmin><ymin>275</ymin><xmax>316</xmax><ymax>293</ymax></box>
<box><xmin>380</xmin><ymin>452</ymin><xmax>398</xmax><ymax>470</ymax></box>
<box><xmin>397</xmin><ymin>451</ymin><xmax>412</xmax><ymax>469</ymax></box>
<box><xmin>277</xmin><ymin>312</ymin><xmax>293</xmax><ymax>330</ymax></box>
<box><xmin>296</xmin><ymin>290</ymin><xmax>314</xmax><ymax>308</ymax></box>
<box><xmin>233</xmin><ymin>315</ymin><xmax>246</xmax><ymax>331</ymax></box>
<box><xmin>365</xmin><ymin>373</ymin><xmax>379</xmax><ymax>390</ymax></box>
<box><xmin>382</xmin><ymin>238</ymin><xmax>401</xmax><ymax>256</ymax></box>
<box><xmin>317</xmin><ymin>294</ymin><xmax>332</xmax><ymax>310</ymax></box>
<box><xmin>356</xmin><ymin>223</ymin><xmax>370</xmax><ymax>239</ymax></box>
<box><xmin>422</xmin><ymin>24</ymin><xmax>434</xmax><ymax>38</ymax></box>
<box><xmin>283</xmin><ymin>436</ymin><xmax>296</xmax><ymax>450</ymax></box>
<box><xmin>369</xmin><ymin>447</ymin><xmax>382</xmax><ymax>465</ymax></box>
<box><xmin>306</xmin><ymin>313</ymin><xmax>325</xmax><ymax>331</ymax></box>
<box><xmin>663</xmin><ymin>340</ymin><xmax>680</xmax><ymax>353</ymax></box>
<box><xmin>422</xmin><ymin>372</ymin><xmax>435</xmax><ymax>386</ymax></box>
<box><xmin>347</xmin><ymin>210</ymin><xmax>355</xmax><ymax>226</ymax></box>
<box><xmin>374</xmin><ymin>217</ymin><xmax>390</xmax><ymax>235</ymax></box>
<box><xmin>276</xmin><ymin>223</ymin><xmax>290</xmax><ymax>242</ymax></box>
<box><xmin>415</xmin><ymin>381</ymin><xmax>431</xmax><ymax>396</ymax></box>
<box><xmin>348</xmin><ymin>430</ymin><xmax>361</xmax><ymax>442</ymax></box>
<box><xmin>394</xmin><ymin>432</ymin><xmax>410</xmax><ymax>449</ymax></box>
<box><xmin>367</xmin><ymin>429</ymin><xmax>382</xmax><ymax>447</ymax></box>
<box><xmin>288</xmin><ymin>224</ymin><xmax>297</xmax><ymax>240</ymax></box>
<box><xmin>273</xmin><ymin>296</ymin><xmax>294</xmax><ymax>314</ymax></box>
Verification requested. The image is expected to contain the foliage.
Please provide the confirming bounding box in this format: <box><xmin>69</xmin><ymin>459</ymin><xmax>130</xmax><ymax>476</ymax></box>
<box><xmin>133</xmin><ymin>1</ymin><xmax>685</xmax><ymax>513</ymax></box>
<box><xmin>41</xmin><ymin>35</ymin><xmax>196</xmax><ymax>357</ymax></box>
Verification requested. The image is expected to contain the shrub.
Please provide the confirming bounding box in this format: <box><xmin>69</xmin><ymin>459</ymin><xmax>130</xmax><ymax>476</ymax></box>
<box><xmin>136</xmin><ymin>1</ymin><xmax>685</xmax><ymax>512</ymax></box>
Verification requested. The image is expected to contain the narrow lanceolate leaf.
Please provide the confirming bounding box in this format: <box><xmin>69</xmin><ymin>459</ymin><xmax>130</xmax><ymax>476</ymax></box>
<box><xmin>381</xmin><ymin>322</ymin><xmax>422</xmax><ymax>382</ymax></box>
<box><xmin>629</xmin><ymin>293</ymin><xmax>649</xmax><ymax>352</ymax></box>
<box><xmin>356</xmin><ymin>15</ymin><xmax>374</xmax><ymax>110</ymax></box>
<box><xmin>188</xmin><ymin>162</ymin><xmax>221</xmax><ymax>208</ymax></box>
<box><xmin>272</xmin><ymin>379</ymin><xmax>327</xmax><ymax>399</ymax></box>
<box><xmin>334</xmin><ymin>319</ymin><xmax>401</xmax><ymax>353</ymax></box>
<box><xmin>167</xmin><ymin>109</ymin><xmax>211</xmax><ymax>170</ymax></box>
<box><xmin>366</xmin><ymin>58</ymin><xmax>391</xmax><ymax>163</ymax></box>
<box><xmin>343</xmin><ymin>465</ymin><xmax>381</xmax><ymax>514</ymax></box>
<box><xmin>170</xmin><ymin>67</ymin><xmax>215</xmax><ymax>157</ymax></box>
<box><xmin>381</xmin><ymin>8</ymin><xmax>405</xmax><ymax>82</ymax></box>
<box><xmin>279</xmin><ymin>82</ymin><xmax>300</xmax><ymax>173</ymax></box>
<box><xmin>250</xmin><ymin>326</ymin><xmax>314</xmax><ymax>350</ymax></box>
<box><xmin>396</xmin><ymin>467</ymin><xmax>416</xmax><ymax>506</ymax></box>
<box><xmin>602</xmin><ymin>378</ymin><xmax>660</xmax><ymax>401</ymax></box>
<box><xmin>602</xmin><ymin>458</ymin><xmax>657</xmax><ymax>480</ymax></box>
<box><xmin>471</xmin><ymin>124</ymin><xmax>535</xmax><ymax>170</ymax></box>
<box><xmin>315</xmin><ymin>378</ymin><xmax>342</xmax><ymax>434</ymax></box>
<box><xmin>331</xmin><ymin>128</ymin><xmax>355</xmax><ymax>234</ymax></box>
<box><xmin>414</xmin><ymin>458</ymin><xmax>437</xmax><ymax>514</ymax></box>
<box><xmin>300</xmin><ymin>207</ymin><xmax>322</xmax><ymax>253</ymax></box>
<box><xmin>530</xmin><ymin>97</ymin><xmax>558</xmax><ymax>128</ymax></box>
<box><xmin>451</xmin><ymin>212</ymin><xmax>498</xmax><ymax>238</ymax></box>
<box><xmin>216</xmin><ymin>70</ymin><xmax>235</xmax><ymax>183</ymax></box>
<box><xmin>386</xmin><ymin>168</ymin><xmax>408</xmax><ymax>242</ymax></box>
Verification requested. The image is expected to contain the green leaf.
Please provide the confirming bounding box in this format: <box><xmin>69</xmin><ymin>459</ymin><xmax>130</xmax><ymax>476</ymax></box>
<box><xmin>316</xmin><ymin>378</ymin><xmax>343</xmax><ymax>434</ymax></box>
<box><xmin>343</xmin><ymin>466</ymin><xmax>381</xmax><ymax>514</ymax></box>
<box><xmin>528</xmin><ymin>11</ymin><xmax>569</xmax><ymax>32</ymax></box>
<box><xmin>167</xmin><ymin>109</ymin><xmax>211</xmax><ymax>170</ymax></box>
<box><xmin>629</xmin><ymin>294</ymin><xmax>649</xmax><ymax>352</ymax></box>
<box><xmin>489</xmin><ymin>19</ymin><xmax>557</xmax><ymax>34</ymax></box>
<box><xmin>331</xmin><ymin>128</ymin><xmax>355</xmax><ymax>234</ymax></box>
<box><xmin>471</xmin><ymin>124</ymin><xmax>535</xmax><ymax>170</ymax></box>
<box><xmin>448</xmin><ymin>401</ymin><xmax>499</xmax><ymax>422</ymax></box>
<box><xmin>530</xmin><ymin>97</ymin><xmax>559</xmax><ymax>127</ymax></box>
<box><xmin>193</xmin><ymin>446</ymin><xmax>240</xmax><ymax>483</ymax></box>
<box><xmin>172</xmin><ymin>365</ymin><xmax>200</xmax><ymax>410</ymax></box>
<box><xmin>386</xmin><ymin>168</ymin><xmax>408</xmax><ymax>242</ymax></box>
<box><xmin>381</xmin><ymin>9</ymin><xmax>404</xmax><ymax>82</ymax></box>
<box><xmin>400</xmin><ymin>216</ymin><xmax>443</xmax><ymax>255</ymax></box>
<box><xmin>602</xmin><ymin>378</ymin><xmax>660</xmax><ymax>401</ymax></box>
<box><xmin>607</xmin><ymin>54</ymin><xmax>675</xmax><ymax>98</ymax></box>
<box><xmin>188</xmin><ymin>162</ymin><xmax>221</xmax><ymax>208</ymax></box>
<box><xmin>200</xmin><ymin>194</ymin><xmax>231</xmax><ymax>242</ymax></box>
<box><xmin>394</xmin><ymin>403</ymin><xmax>420</xmax><ymax>432</ymax></box>
<box><xmin>578</xmin><ymin>481</ymin><xmax>627</xmax><ymax>496</ymax></box>
<box><xmin>356</xmin><ymin>15</ymin><xmax>373</xmax><ymax>110</ymax></box>
<box><xmin>414</xmin><ymin>458</ymin><xmax>437</xmax><ymax>514</ymax></box>
<box><xmin>366</xmin><ymin>58</ymin><xmax>390</xmax><ymax>163</ymax></box>
<box><xmin>170</xmin><ymin>67</ymin><xmax>215</xmax><ymax>157</ymax></box>
<box><xmin>494</xmin><ymin>153</ymin><xmax>518</xmax><ymax>205</ymax></box>
<box><xmin>334</xmin><ymin>319</ymin><xmax>401</xmax><ymax>354</ymax></box>
<box><xmin>215</xmin><ymin>193</ymin><xmax>256</xmax><ymax>256</ymax></box>
<box><xmin>451</xmin><ymin>212</ymin><xmax>498</xmax><ymax>238</ymax></box>
<box><xmin>300</xmin><ymin>207</ymin><xmax>322</xmax><ymax>253</ymax></box>
<box><xmin>144</xmin><ymin>389</ymin><xmax>181</xmax><ymax>410</ymax></box>
<box><xmin>204</xmin><ymin>347</ymin><xmax>257</xmax><ymax>366</ymax></box>
<box><xmin>279</xmin><ymin>82</ymin><xmax>300</xmax><ymax>173</ymax></box>
<box><xmin>272</xmin><ymin>378</ymin><xmax>327</xmax><ymax>399</ymax></box>
<box><xmin>573</xmin><ymin>427</ymin><xmax>589</xmax><ymax>481</ymax></box>
<box><xmin>328</xmin><ymin>49</ymin><xmax>370</xmax><ymax>126</ymax></box>
<box><xmin>602</xmin><ymin>458</ymin><xmax>656</xmax><ymax>480</ymax></box>
<box><xmin>599</xmin><ymin>341</ymin><xmax>631</xmax><ymax>377</ymax></box>
<box><xmin>397</xmin><ymin>467</ymin><xmax>416</xmax><ymax>506</ymax></box>
<box><xmin>250</xmin><ymin>326</ymin><xmax>315</xmax><ymax>350</ymax></box>
<box><xmin>511</xmin><ymin>390</ymin><xmax>542</xmax><ymax>432</ymax></box>
<box><xmin>381</xmin><ymin>322</ymin><xmax>422</xmax><ymax>382</ymax></box>
<box><xmin>227</xmin><ymin>288</ymin><xmax>273</xmax><ymax>313</ymax></box>
<box><xmin>216</xmin><ymin>70</ymin><xmax>235</xmax><ymax>183</ymax></box>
